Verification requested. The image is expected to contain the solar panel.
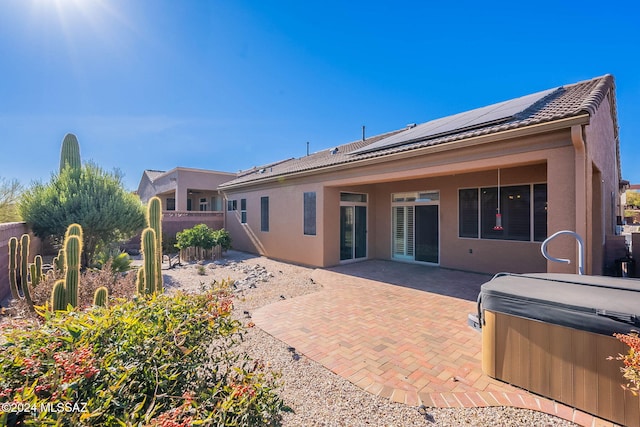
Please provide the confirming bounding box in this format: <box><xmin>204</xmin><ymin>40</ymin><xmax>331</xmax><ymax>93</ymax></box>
<box><xmin>352</xmin><ymin>86</ymin><xmax>561</xmax><ymax>155</ymax></box>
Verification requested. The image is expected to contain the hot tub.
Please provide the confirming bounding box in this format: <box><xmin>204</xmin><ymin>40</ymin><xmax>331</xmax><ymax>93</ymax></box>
<box><xmin>478</xmin><ymin>273</ymin><xmax>640</xmax><ymax>426</ymax></box>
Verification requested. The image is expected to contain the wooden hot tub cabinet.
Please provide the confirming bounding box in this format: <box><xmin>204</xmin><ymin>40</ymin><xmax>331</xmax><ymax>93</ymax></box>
<box><xmin>479</xmin><ymin>273</ymin><xmax>640</xmax><ymax>427</ymax></box>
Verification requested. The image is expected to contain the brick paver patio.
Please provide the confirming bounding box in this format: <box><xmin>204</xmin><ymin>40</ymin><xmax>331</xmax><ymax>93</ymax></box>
<box><xmin>253</xmin><ymin>260</ymin><xmax>620</xmax><ymax>427</ymax></box>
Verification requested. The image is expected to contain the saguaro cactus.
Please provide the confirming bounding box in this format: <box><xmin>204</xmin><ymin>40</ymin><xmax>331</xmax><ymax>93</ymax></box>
<box><xmin>33</xmin><ymin>255</ymin><xmax>43</xmax><ymax>286</ymax></box>
<box><xmin>93</xmin><ymin>287</ymin><xmax>108</xmax><ymax>307</ymax></box>
<box><xmin>51</xmin><ymin>280</ymin><xmax>66</xmax><ymax>311</ymax></box>
<box><xmin>59</xmin><ymin>133</ymin><xmax>81</xmax><ymax>172</ymax></box>
<box><xmin>19</xmin><ymin>234</ymin><xmax>34</xmax><ymax>309</ymax></box>
<box><xmin>147</xmin><ymin>197</ymin><xmax>163</xmax><ymax>293</ymax></box>
<box><xmin>136</xmin><ymin>267</ymin><xmax>145</xmax><ymax>295</ymax></box>
<box><xmin>141</xmin><ymin>228</ymin><xmax>157</xmax><ymax>295</ymax></box>
<box><xmin>65</xmin><ymin>223</ymin><xmax>83</xmax><ymax>251</ymax></box>
<box><xmin>64</xmin><ymin>235</ymin><xmax>81</xmax><ymax>308</ymax></box>
<box><xmin>53</xmin><ymin>248</ymin><xmax>65</xmax><ymax>273</ymax></box>
<box><xmin>8</xmin><ymin>237</ymin><xmax>18</xmax><ymax>299</ymax></box>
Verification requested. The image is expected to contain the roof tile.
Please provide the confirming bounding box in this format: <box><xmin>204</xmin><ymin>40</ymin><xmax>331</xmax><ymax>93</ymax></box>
<box><xmin>220</xmin><ymin>75</ymin><xmax>615</xmax><ymax>188</ymax></box>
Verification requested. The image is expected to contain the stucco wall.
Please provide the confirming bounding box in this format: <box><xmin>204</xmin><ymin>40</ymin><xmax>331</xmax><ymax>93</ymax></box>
<box><xmin>223</xmin><ymin>182</ymin><xmax>326</xmax><ymax>267</ymax></box>
<box><xmin>224</xmin><ymin>161</ymin><xmax>552</xmax><ymax>274</ymax></box>
<box><xmin>222</xmin><ymin>120</ymin><xmax>619</xmax><ymax>276</ymax></box>
<box><xmin>373</xmin><ymin>165</ymin><xmax>548</xmax><ymax>274</ymax></box>
<box><xmin>584</xmin><ymin>92</ymin><xmax>621</xmax><ymax>274</ymax></box>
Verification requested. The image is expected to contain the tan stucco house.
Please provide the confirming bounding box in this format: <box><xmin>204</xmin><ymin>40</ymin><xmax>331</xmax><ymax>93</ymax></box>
<box><xmin>218</xmin><ymin>75</ymin><xmax>624</xmax><ymax>275</ymax></box>
<box><xmin>137</xmin><ymin>167</ymin><xmax>235</xmax><ymax>237</ymax></box>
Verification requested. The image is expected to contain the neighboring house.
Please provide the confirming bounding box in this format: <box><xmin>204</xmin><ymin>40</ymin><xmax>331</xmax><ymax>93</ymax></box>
<box><xmin>218</xmin><ymin>75</ymin><xmax>624</xmax><ymax>275</ymax></box>
<box><xmin>137</xmin><ymin>167</ymin><xmax>236</xmax><ymax>238</ymax></box>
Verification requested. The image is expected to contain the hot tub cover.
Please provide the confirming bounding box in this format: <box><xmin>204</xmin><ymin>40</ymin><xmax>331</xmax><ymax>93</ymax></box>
<box><xmin>479</xmin><ymin>273</ymin><xmax>640</xmax><ymax>336</ymax></box>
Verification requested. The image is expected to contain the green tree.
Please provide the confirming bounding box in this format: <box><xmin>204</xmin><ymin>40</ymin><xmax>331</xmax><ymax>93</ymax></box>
<box><xmin>19</xmin><ymin>163</ymin><xmax>145</xmax><ymax>267</ymax></box>
<box><xmin>0</xmin><ymin>177</ymin><xmax>22</xmax><ymax>223</ymax></box>
<box><xmin>626</xmin><ymin>190</ymin><xmax>640</xmax><ymax>208</ymax></box>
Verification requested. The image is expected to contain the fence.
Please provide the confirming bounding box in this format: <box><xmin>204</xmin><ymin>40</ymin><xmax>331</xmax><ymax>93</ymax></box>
<box><xmin>179</xmin><ymin>245</ymin><xmax>222</xmax><ymax>262</ymax></box>
<box><xmin>0</xmin><ymin>222</ymin><xmax>42</xmax><ymax>304</ymax></box>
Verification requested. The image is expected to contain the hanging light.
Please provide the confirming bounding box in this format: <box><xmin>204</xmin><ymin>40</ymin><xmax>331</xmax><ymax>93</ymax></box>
<box><xmin>493</xmin><ymin>168</ymin><xmax>504</xmax><ymax>231</ymax></box>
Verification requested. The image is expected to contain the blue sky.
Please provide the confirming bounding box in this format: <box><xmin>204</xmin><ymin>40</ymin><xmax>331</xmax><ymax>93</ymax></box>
<box><xmin>1</xmin><ymin>0</ymin><xmax>638</xmax><ymax>191</ymax></box>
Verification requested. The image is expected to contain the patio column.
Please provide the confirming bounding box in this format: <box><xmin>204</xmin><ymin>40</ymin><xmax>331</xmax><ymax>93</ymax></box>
<box><xmin>175</xmin><ymin>181</ymin><xmax>188</xmax><ymax>211</ymax></box>
<box><xmin>546</xmin><ymin>146</ymin><xmax>579</xmax><ymax>274</ymax></box>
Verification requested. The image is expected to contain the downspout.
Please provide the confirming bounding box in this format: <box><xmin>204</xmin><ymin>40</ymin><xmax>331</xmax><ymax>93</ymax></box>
<box><xmin>221</xmin><ymin>191</ymin><xmax>227</xmax><ymax>230</ymax></box>
<box><xmin>571</xmin><ymin>125</ymin><xmax>589</xmax><ymax>274</ymax></box>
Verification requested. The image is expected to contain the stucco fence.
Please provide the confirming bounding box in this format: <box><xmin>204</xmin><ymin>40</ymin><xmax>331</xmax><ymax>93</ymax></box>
<box><xmin>0</xmin><ymin>222</ymin><xmax>42</xmax><ymax>304</ymax></box>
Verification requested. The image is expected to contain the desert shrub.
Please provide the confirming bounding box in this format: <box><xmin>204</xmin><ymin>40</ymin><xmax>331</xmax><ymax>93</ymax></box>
<box><xmin>213</xmin><ymin>228</ymin><xmax>232</xmax><ymax>251</ymax></box>
<box><xmin>21</xmin><ymin>261</ymin><xmax>136</xmax><ymax>313</ymax></box>
<box><xmin>0</xmin><ymin>282</ymin><xmax>284</xmax><ymax>426</ymax></box>
<box><xmin>175</xmin><ymin>224</ymin><xmax>232</xmax><ymax>252</ymax></box>
<box><xmin>93</xmin><ymin>249</ymin><xmax>132</xmax><ymax>273</ymax></box>
<box><xmin>196</xmin><ymin>264</ymin><xmax>207</xmax><ymax>275</ymax></box>
<box><xmin>611</xmin><ymin>331</ymin><xmax>640</xmax><ymax>395</ymax></box>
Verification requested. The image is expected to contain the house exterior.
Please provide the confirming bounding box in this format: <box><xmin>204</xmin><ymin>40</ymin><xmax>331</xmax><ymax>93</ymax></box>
<box><xmin>136</xmin><ymin>167</ymin><xmax>235</xmax><ymax>237</ymax></box>
<box><xmin>218</xmin><ymin>75</ymin><xmax>624</xmax><ymax>275</ymax></box>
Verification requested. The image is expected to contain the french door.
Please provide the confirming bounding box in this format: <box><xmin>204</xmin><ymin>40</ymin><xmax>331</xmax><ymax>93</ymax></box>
<box><xmin>392</xmin><ymin>191</ymin><xmax>439</xmax><ymax>264</ymax></box>
<box><xmin>340</xmin><ymin>193</ymin><xmax>367</xmax><ymax>261</ymax></box>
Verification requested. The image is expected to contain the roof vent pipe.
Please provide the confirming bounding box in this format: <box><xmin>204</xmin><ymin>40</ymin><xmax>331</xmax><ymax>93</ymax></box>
<box><xmin>362</xmin><ymin>125</ymin><xmax>366</xmax><ymax>141</ymax></box>
<box><xmin>306</xmin><ymin>141</ymin><xmax>310</xmax><ymax>156</ymax></box>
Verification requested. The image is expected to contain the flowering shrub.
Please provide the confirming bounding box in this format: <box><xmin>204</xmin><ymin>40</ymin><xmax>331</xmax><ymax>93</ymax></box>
<box><xmin>611</xmin><ymin>331</ymin><xmax>640</xmax><ymax>396</ymax></box>
<box><xmin>22</xmin><ymin>260</ymin><xmax>137</xmax><ymax>312</ymax></box>
<box><xmin>0</xmin><ymin>281</ymin><xmax>285</xmax><ymax>426</ymax></box>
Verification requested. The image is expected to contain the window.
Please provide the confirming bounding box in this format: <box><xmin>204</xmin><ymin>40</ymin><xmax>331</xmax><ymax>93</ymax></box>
<box><xmin>533</xmin><ymin>184</ymin><xmax>548</xmax><ymax>241</ymax></box>
<box><xmin>186</xmin><ymin>198</ymin><xmax>192</xmax><ymax>211</ymax></box>
<box><xmin>240</xmin><ymin>198</ymin><xmax>247</xmax><ymax>224</ymax></box>
<box><xmin>227</xmin><ymin>200</ymin><xmax>237</xmax><ymax>211</ymax></box>
<box><xmin>199</xmin><ymin>197</ymin><xmax>208</xmax><ymax>211</ymax></box>
<box><xmin>458</xmin><ymin>189</ymin><xmax>478</xmax><ymax>238</ymax></box>
<box><xmin>459</xmin><ymin>184</ymin><xmax>547</xmax><ymax>242</ymax></box>
<box><xmin>304</xmin><ymin>192</ymin><xmax>316</xmax><ymax>235</ymax></box>
<box><xmin>261</xmin><ymin>197</ymin><xmax>269</xmax><ymax>232</ymax></box>
<box><xmin>340</xmin><ymin>193</ymin><xmax>367</xmax><ymax>203</ymax></box>
<box><xmin>166</xmin><ymin>198</ymin><xmax>175</xmax><ymax>211</ymax></box>
<box><xmin>211</xmin><ymin>195</ymin><xmax>223</xmax><ymax>211</ymax></box>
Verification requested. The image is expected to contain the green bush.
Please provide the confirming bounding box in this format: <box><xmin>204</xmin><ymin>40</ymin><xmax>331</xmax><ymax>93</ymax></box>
<box><xmin>93</xmin><ymin>248</ymin><xmax>132</xmax><ymax>273</ymax></box>
<box><xmin>213</xmin><ymin>228</ymin><xmax>232</xmax><ymax>251</ymax></box>
<box><xmin>0</xmin><ymin>282</ymin><xmax>284</xmax><ymax>426</ymax></box>
<box><xmin>175</xmin><ymin>224</ymin><xmax>232</xmax><ymax>251</ymax></box>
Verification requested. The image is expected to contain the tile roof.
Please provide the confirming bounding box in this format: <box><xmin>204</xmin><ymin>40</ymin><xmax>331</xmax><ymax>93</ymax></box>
<box><xmin>143</xmin><ymin>169</ymin><xmax>166</xmax><ymax>182</ymax></box>
<box><xmin>220</xmin><ymin>75</ymin><xmax>616</xmax><ymax>189</ymax></box>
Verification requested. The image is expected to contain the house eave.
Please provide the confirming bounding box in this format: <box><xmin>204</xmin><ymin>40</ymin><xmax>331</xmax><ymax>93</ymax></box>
<box><xmin>219</xmin><ymin>114</ymin><xmax>591</xmax><ymax>191</ymax></box>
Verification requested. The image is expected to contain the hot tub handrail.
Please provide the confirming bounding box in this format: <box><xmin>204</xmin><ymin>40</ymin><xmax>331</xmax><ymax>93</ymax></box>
<box><xmin>541</xmin><ymin>230</ymin><xmax>585</xmax><ymax>275</ymax></box>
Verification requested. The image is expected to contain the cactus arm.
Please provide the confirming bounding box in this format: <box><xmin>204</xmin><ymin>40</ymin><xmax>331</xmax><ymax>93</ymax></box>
<box><xmin>51</xmin><ymin>280</ymin><xmax>66</xmax><ymax>311</ymax></box>
<box><xmin>19</xmin><ymin>234</ymin><xmax>34</xmax><ymax>310</ymax></box>
<box><xmin>136</xmin><ymin>267</ymin><xmax>145</xmax><ymax>295</ymax></box>
<box><xmin>34</xmin><ymin>255</ymin><xmax>43</xmax><ymax>286</ymax></box>
<box><xmin>64</xmin><ymin>223</ymin><xmax>84</xmax><ymax>254</ymax></box>
<box><xmin>8</xmin><ymin>237</ymin><xmax>19</xmax><ymax>299</ymax></box>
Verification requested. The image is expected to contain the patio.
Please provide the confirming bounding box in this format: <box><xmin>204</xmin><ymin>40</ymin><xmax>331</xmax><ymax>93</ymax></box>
<box><xmin>252</xmin><ymin>260</ymin><xmax>615</xmax><ymax>427</ymax></box>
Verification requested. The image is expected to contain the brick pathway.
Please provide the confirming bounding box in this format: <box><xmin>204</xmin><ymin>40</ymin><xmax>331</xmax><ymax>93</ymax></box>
<box><xmin>253</xmin><ymin>260</ymin><xmax>620</xmax><ymax>427</ymax></box>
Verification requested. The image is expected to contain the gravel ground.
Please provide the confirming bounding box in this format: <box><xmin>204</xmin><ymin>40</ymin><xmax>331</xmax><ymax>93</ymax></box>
<box><xmin>162</xmin><ymin>251</ymin><xmax>577</xmax><ymax>427</ymax></box>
